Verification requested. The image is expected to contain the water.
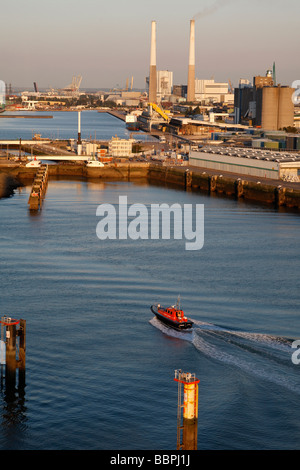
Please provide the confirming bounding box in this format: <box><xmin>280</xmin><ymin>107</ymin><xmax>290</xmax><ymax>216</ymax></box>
<box><xmin>0</xmin><ymin>109</ymin><xmax>146</xmax><ymax>141</ymax></box>
<box><xmin>0</xmin><ymin>112</ymin><xmax>299</xmax><ymax>450</ymax></box>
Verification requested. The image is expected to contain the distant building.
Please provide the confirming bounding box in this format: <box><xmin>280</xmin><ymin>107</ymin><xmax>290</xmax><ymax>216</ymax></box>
<box><xmin>195</xmin><ymin>79</ymin><xmax>231</xmax><ymax>103</ymax></box>
<box><xmin>157</xmin><ymin>70</ymin><xmax>173</xmax><ymax>100</ymax></box>
<box><xmin>189</xmin><ymin>145</ymin><xmax>300</xmax><ymax>181</ymax></box>
<box><xmin>173</xmin><ymin>85</ymin><xmax>187</xmax><ymax>98</ymax></box>
<box><xmin>146</xmin><ymin>70</ymin><xmax>173</xmax><ymax>102</ymax></box>
<box><xmin>108</xmin><ymin>136</ymin><xmax>135</xmax><ymax>157</ymax></box>
<box><xmin>234</xmin><ymin>73</ymin><xmax>294</xmax><ymax>130</ymax></box>
<box><xmin>256</xmin><ymin>86</ymin><xmax>294</xmax><ymax>130</ymax></box>
<box><xmin>253</xmin><ymin>75</ymin><xmax>274</xmax><ymax>88</ymax></box>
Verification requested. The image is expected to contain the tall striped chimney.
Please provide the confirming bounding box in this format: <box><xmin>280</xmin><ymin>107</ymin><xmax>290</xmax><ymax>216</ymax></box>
<box><xmin>148</xmin><ymin>20</ymin><xmax>157</xmax><ymax>104</ymax></box>
<box><xmin>77</xmin><ymin>111</ymin><xmax>82</xmax><ymax>155</ymax></box>
<box><xmin>187</xmin><ymin>19</ymin><xmax>195</xmax><ymax>103</ymax></box>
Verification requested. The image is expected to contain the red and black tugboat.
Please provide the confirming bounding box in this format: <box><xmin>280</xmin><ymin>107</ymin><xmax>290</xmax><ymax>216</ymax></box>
<box><xmin>150</xmin><ymin>296</ymin><xmax>193</xmax><ymax>331</ymax></box>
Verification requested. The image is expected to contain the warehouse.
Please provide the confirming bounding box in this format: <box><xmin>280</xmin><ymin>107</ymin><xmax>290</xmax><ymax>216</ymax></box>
<box><xmin>189</xmin><ymin>146</ymin><xmax>300</xmax><ymax>181</ymax></box>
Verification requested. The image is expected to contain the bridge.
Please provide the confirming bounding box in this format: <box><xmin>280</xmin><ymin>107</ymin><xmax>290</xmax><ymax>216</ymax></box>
<box><xmin>31</xmin><ymin>155</ymin><xmax>96</xmax><ymax>162</ymax></box>
<box><xmin>0</xmin><ymin>140</ymin><xmax>51</xmax><ymax>145</ymax></box>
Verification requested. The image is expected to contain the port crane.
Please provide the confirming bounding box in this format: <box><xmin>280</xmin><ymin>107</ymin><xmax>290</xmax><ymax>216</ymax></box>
<box><xmin>148</xmin><ymin>102</ymin><xmax>170</xmax><ymax>121</ymax></box>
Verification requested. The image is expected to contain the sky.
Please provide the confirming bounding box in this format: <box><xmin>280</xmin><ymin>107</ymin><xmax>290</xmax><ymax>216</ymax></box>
<box><xmin>1</xmin><ymin>0</ymin><xmax>299</xmax><ymax>91</ymax></box>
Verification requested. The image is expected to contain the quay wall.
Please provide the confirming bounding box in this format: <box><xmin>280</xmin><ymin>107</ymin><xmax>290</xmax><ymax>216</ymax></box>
<box><xmin>1</xmin><ymin>162</ymin><xmax>300</xmax><ymax>210</ymax></box>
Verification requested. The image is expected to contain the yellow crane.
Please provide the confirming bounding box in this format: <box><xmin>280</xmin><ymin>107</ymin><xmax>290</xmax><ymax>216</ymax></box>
<box><xmin>148</xmin><ymin>102</ymin><xmax>170</xmax><ymax>121</ymax></box>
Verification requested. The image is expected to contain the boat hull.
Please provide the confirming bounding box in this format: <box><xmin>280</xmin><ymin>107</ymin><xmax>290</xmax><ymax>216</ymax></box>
<box><xmin>151</xmin><ymin>305</ymin><xmax>193</xmax><ymax>331</ymax></box>
<box><xmin>126</xmin><ymin>123</ymin><xmax>139</xmax><ymax>131</ymax></box>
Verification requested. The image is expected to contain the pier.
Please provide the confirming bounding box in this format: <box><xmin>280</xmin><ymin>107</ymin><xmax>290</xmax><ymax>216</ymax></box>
<box><xmin>105</xmin><ymin>110</ymin><xmax>126</xmax><ymax>122</ymax></box>
<box><xmin>0</xmin><ymin>115</ymin><xmax>53</xmax><ymax>119</ymax></box>
<box><xmin>28</xmin><ymin>164</ymin><xmax>49</xmax><ymax>211</ymax></box>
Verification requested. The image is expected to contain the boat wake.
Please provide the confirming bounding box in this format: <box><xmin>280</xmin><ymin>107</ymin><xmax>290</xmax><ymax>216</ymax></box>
<box><xmin>192</xmin><ymin>319</ymin><xmax>299</xmax><ymax>394</ymax></box>
<box><xmin>149</xmin><ymin>317</ymin><xmax>194</xmax><ymax>341</ymax></box>
<box><xmin>150</xmin><ymin>316</ymin><xmax>299</xmax><ymax>394</ymax></box>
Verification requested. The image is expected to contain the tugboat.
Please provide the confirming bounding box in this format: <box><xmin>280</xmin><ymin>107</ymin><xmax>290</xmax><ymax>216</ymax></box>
<box><xmin>150</xmin><ymin>296</ymin><xmax>193</xmax><ymax>331</ymax></box>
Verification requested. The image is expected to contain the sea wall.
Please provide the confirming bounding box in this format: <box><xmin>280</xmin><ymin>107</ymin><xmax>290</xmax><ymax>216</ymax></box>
<box><xmin>148</xmin><ymin>165</ymin><xmax>300</xmax><ymax>209</ymax></box>
<box><xmin>48</xmin><ymin>162</ymin><xmax>149</xmax><ymax>180</ymax></box>
<box><xmin>1</xmin><ymin>162</ymin><xmax>300</xmax><ymax>210</ymax></box>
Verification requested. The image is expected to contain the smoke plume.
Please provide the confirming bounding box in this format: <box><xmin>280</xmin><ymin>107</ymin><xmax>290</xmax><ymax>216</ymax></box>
<box><xmin>193</xmin><ymin>0</ymin><xmax>236</xmax><ymax>20</ymax></box>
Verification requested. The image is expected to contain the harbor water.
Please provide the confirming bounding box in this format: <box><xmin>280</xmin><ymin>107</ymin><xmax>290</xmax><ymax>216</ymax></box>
<box><xmin>0</xmin><ymin>111</ymin><xmax>299</xmax><ymax>450</ymax></box>
<box><xmin>0</xmin><ymin>110</ymin><xmax>155</xmax><ymax>142</ymax></box>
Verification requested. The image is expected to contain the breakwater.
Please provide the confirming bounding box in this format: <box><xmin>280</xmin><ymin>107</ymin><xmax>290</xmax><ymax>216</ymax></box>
<box><xmin>1</xmin><ymin>162</ymin><xmax>300</xmax><ymax>210</ymax></box>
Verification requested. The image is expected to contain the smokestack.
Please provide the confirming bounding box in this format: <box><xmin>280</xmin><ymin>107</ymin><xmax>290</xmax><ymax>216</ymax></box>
<box><xmin>77</xmin><ymin>111</ymin><xmax>82</xmax><ymax>155</ymax></box>
<box><xmin>187</xmin><ymin>19</ymin><xmax>195</xmax><ymax>103</ymax></box>
<box><xmin>77</xmin><ymin>111</ymin><xmax>81</xmax><ymax>144</ymax></box>
<box><xmin>148</xmin><ymin>20</ymin><xmax>157</xmax><ymax>103</ymax></box>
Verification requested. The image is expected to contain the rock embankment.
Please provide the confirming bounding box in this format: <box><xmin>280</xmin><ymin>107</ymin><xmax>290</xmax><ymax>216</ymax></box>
<box><xmin>0</xmin><ymin>173</ymin><xmax>20</xmax><ymax>198</ymax></box>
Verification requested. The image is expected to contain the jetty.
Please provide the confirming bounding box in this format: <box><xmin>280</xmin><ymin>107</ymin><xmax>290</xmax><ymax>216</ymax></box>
<box><xmin>28</xmin><ymin>164</ymin><xmax>49</xmax><ymax>211</ymax></box>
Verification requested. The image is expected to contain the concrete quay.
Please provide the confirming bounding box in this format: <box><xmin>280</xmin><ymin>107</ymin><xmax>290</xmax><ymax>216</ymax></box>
<box><xmin>148</xmin><ymin>164</ymin><xmax>300</xmax><ymax>209</ymax></box>
<box><xmin>1</xmin><ymin>162</ymin><xmax>300</xmax><ymax>210</ymax></box>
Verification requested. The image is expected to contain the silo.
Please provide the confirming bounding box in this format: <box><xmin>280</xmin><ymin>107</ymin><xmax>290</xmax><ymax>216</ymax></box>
<box><xmin>278</xmin><ymin>87</ymin><xmax>294</xmax><ymax>129</ymax></box>
<box><xmin>261</xmin><ymin>87</ymin><xmax>279</xmax><ymax>130</ymax></box>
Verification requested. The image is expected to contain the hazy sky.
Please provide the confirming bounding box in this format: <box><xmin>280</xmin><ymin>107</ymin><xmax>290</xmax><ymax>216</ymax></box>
<box><xmin>1</xmin><ymin>0</ymin><xmax>299</xmax><ymax>91</ymax></box>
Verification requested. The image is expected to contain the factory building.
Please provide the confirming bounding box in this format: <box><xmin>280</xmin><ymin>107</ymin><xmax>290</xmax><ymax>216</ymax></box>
<box><xmin>189</xmin><ymin>146</ymin><xmax>300</xmax><ymax>181</ymax></box>
<box><xmin>234</xmin><ymin>72</ymin><xmax>294</xmax><ymax>130</ymax></box>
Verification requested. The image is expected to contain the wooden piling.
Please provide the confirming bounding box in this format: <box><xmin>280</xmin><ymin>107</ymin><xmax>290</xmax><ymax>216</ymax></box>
<box><xmin>0</xmin><ymin>317</ymin><xmax>27</xmax><ymax>392</ymax></box>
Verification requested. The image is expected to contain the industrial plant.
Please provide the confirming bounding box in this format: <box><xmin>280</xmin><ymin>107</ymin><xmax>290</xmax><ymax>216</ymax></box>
<box><xmin>2</xmin><ymin>17</ymin><xmax>300</xmax><ymax>185</ymax></box>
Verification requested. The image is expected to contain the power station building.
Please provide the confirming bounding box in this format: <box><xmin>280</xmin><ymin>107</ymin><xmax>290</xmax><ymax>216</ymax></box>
<box><xmin>157</xmin><ymin>70</ymin><xmax>173</xmax><ymax>100</ymax></box>
<box><xmin>146</xmin><ymin>20</ymin><xmax>233</xmax><ymax>106</ymax></box>
<box><xmin>147</xmin><ymin>70</ymin><xmax>173</xmax><ymax>101</ymax></box>
<box><xmin>195</xmin><ymin>79</ymin><xmax>230</xmax><ymax>103</ymax></box>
